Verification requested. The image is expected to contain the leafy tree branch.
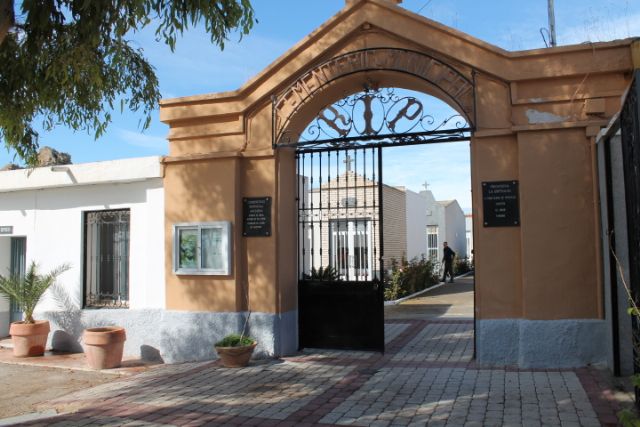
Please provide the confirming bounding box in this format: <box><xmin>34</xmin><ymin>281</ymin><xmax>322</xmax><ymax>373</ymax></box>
<box><xmin>0</xmin><ymin>0</ymin><xmax>254</xmax><ymax>165</ymax></box>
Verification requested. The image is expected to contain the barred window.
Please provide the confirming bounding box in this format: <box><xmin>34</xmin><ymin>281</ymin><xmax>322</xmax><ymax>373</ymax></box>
<box><xmin>84</xmin><ymin>209</ymin><xmax>130</xmax><ymax>308</ymax></box>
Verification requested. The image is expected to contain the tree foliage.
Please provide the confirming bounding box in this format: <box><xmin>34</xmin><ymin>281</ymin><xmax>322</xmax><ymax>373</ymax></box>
<box><xmin>0</xmin><ymin>0</ymin><xmax>255</xmax><ymax>165</ymax></box>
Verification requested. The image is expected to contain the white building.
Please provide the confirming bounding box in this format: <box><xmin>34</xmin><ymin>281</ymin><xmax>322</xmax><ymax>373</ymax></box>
<box><xmin>0</xmin><ymin>157</ymin><xmax>166</xmax><ymax>359</ymax></box>
<box><xmin>421</xmin><ymin>190</ymin><xmax>468</xmax><ymax>263</ymax></box>
<box><xmin>301</xmin><ymin>169</ymin><xmax>468</xmax><ymax>279</ymax></box>
<box><xmin>465</xmin><ymin>212</ymin><xmax>474</xmax><ymax>260</ymax></box>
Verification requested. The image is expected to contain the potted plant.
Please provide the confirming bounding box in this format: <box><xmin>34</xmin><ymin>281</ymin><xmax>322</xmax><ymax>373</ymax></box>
<box><xmin>83</xmin><ymin>326</ymin><xmax>126</xmax><ymax>369</ymax></box>
<box><xmin>214</xmin><ymin>303</ymin><xmax>257</xmax><ymax>367</ymax></box>
<box><xmin>214</xmin><ymin>333</ymin><xmax>257</xmax><ymax>368</ymax></box>
<box><xmin>0</xmin><ymin>262</ymin><xmax>70</xmax><ymax>357</ymax></box>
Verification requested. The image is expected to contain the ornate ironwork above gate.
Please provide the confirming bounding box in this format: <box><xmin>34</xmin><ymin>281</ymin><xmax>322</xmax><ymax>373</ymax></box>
<box><xmin>272</xmin><ymin>48</ymin><xmax>475</xmax><ymax>149</ymax></box>
<box><xmin>279</xmin><ymin>87</ymin><xmax>471</xmax><ymax>151</ymax></box>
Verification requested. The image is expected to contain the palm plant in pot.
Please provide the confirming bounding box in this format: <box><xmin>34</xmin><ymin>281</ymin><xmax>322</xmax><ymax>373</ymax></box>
<box><xmin>0</xmin><ymin>262</ymin><xmax>70</xmax><ymax>357</ymax></box>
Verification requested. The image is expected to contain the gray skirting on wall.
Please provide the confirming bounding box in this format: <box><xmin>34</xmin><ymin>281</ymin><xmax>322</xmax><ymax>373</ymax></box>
<box><xmin>39</xmin><ymin>308</ymin><xmax>298</xmax><ymax>364</ymax></box>
<box><xmin>40</xmin><ymin>310</ymin><xmax>606</xmax><ymax>369</ymax></box>
<box><xmin>475</xmin><ymin>318</ymin><xmax>608</xmax><ymax>369</ymax></box>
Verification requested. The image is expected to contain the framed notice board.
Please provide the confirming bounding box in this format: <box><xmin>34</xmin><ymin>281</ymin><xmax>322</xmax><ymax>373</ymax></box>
<box><xmin>243</xmin><ymin>197</ymin><xmax>272</xmax><ymax>237</ymax></box>
<box><xmin>482</xmin><ymin>181</ymin><xmax>520</xmax><ymax>227</ymax></box>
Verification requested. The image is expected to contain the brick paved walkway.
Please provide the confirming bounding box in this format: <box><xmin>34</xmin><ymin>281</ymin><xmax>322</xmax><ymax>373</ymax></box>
<box><xmin>9</xmin><ymin>317</ymin><xmax>629</xmax><ymax>427</ymax></box>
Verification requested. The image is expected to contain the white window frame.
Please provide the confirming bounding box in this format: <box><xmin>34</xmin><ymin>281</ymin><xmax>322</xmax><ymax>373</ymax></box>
<box><xmin>426</xmin><ymin>225</ymin><xmax>439</xmax><ymax>261</ymax></box>
<box><xmin>173</xmin><ymin>222</ymin><xmax>232</xmax><ymax>275</ymax></box>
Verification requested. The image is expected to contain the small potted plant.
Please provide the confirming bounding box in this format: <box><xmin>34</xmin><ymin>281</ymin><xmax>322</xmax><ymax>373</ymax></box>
<box><xmin>0</xmin><ymin>262</ymin><xmax>70</xmax><ymax>357</ymax></box>
<box><xmin>214</xmin><ymin>303</ymin><xmax>257</xmax><ymax>368</ymax></box>
<box><xmin>214</xmin><ymin>333</ymin><xmax>257</xmax><ymax>368</ymax></box>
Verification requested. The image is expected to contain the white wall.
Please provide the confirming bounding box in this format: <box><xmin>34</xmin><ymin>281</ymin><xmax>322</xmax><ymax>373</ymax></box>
<box><xmin>465</xmin><ymin>214</ymin><xmax>474</xmax><ymax>259</ymax></box>
<box><xmin>0</xmin><ymin>177</ymin><xmax>165</xmax><ymax>314</ymax></box>
<box><xmin>405</xmin><ymin>189</ymin><xmax>427</xmax><ymax>260</ymax></box>
<box><xmin>0</xmin><ymin>238</ymin><xmax>10</xmax><ymax>336</ymax></box>
<box><xmin>445</xmin><ymin>201</ymin><xmax>467</xmax><ymax>258</ymax></box>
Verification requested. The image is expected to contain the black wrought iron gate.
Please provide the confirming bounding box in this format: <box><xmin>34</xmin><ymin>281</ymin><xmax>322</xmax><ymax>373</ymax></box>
<box><xmin>621</xmin><ymin>70</ymin><xmax>640</xmax><ymax>401</ymax></box>
<box><xmin>297</xmin><ymin>146</ymin><xmax>385</xmax><ymax>351</ymax></box>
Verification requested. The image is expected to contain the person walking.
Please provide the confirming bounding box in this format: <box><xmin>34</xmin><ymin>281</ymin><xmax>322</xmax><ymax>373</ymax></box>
<box><xmin>442</xmin><ymin>241</ymin><xmax>456</xmax><ymax>283</ymax></box>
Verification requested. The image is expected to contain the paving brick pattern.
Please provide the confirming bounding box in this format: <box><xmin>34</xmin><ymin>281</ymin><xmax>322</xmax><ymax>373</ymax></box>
<box><xmin>322</xmin><ymin>368</ymin><xmax>600</xmax><ymax>426</ymax></box>
<box><xmin>12</xmin><ymin>319</ymin><xmax>627</xmax><ymax>426</ymax></box>
<box><xmin>299</xmin><ymin>349</ymin><xmax>376</xmax><ymax>360</ymax></box>
<box><xmin>391</xmin><ymin>322</ymin><xmax>474</xmax><ymax>363</ymax></box>
<box><xmin>383</xmin><ymin>323</ymin><xmax>410</xmax><ymax>344</ymax></box>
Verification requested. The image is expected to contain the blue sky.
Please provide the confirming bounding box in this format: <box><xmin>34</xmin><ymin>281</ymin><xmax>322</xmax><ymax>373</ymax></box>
<box><xmin>2</xmin><ymin>0</ymin><xmax>639</xmax><ymax>209</ymax></box>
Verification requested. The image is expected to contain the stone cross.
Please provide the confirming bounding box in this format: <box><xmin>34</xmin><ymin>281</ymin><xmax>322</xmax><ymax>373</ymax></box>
<box><xmin>343</xmin><ymin>154</ymin><xmax>354</xmax><ymax>172</ymax></box>
<box><xmin>423</xmin><ymin>181</ymin><xmax>430</xmax><ymax>191</ymax></box>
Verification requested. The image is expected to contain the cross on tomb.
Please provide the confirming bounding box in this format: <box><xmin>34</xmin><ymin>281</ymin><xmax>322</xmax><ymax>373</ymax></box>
<box><xmin>343</xmin><ymin>154</ymin><xmax>354</xmax><ymax>172</ymax></box>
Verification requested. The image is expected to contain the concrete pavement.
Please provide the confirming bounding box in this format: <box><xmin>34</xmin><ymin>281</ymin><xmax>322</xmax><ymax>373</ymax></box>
<box><xmin>5</xmin><ymin>277</ymin><xmax>634</xmax><ymax>426</ymax></box>
<box><xmin>385</xmin><ymin>276</ymin><xmax>474</xmax><ymax>320</ymax></box>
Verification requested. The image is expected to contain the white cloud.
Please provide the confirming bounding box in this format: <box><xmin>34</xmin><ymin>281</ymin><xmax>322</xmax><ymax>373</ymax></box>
<box><xmin>559</xmin><ymin>11</ymin><xmax>640</xmax><ymax>45</ymax></box>
<box><xmin>117</xmin><ymin>128</ymin><xmax>168</xmax><ymax>150</ymax></box>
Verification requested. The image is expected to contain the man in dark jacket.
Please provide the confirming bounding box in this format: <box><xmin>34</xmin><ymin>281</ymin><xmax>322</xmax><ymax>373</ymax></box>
<box><xmin>442</xmin><ymin>241</ymin><xmax>456</xmax><ymax>283</ymax></box>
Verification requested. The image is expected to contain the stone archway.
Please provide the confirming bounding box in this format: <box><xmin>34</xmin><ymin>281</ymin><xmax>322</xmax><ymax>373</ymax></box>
<box><xmin>270</xmin><ymin>49</ymin><xmax>476</xmax><ymax>351</ymax></box>
<box><xmin>159</xmin><ymin>0</ymin><xmax>636</xmax><ymax>367</ymax></box>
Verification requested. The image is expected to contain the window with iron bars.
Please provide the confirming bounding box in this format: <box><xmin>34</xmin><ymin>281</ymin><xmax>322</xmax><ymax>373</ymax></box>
<box><xmin>83</xmin><ymin>209</ymin><xmax>130</xmax><ymax>308</ymax></box>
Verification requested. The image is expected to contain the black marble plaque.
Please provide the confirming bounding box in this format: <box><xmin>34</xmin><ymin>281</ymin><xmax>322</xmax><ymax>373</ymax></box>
<box><xmin>0</xmin><ymin>226</ymin><xmax>12</xmax><ymax>235</ymax></box>
<box><xmin>243</xmin><ymin>197</ymin><xmax>272</xmax><ymax>237</ymax></box>
<box><xmin>482</xmin><ymin>181</ymin><xmax>520</xmax><ymax>227</ymax></box>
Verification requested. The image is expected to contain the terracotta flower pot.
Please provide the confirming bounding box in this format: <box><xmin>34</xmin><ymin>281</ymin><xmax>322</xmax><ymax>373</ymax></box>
<box><xmin>9</xmin><ymin>320</ymin><xmax>50</xmax><ymax>357</ymax></box>
<box><xmin>215</xmin><ymin>342</ymin><xmax>257</xmax><ymax>368</ymax></box>
<box><xmin>83</xmin><ymin>326</ymin><xmax>126</xmax><ymax>369</ymax></box>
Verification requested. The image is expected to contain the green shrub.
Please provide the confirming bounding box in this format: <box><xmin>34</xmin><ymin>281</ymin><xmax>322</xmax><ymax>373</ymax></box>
<box><xmin>384</xmin><ymin>256</ymin><xmax>440</xmax><ymax>301</ymax></box>
<box><xmin>303</xmin><ymin>265</ymin><xmax>341</xmax><ymax>281</ymax></box>
<box><xmin>215</xmin><ymin>334</ymin><xmax>255</xmax><ymax>347</ymax></box>
<box><xmin>384</xmin><ymin>259</ymin><xmax>407</xmax><ymax>301</ymax></box>
<box><xmin>454</xmin><ymin>257</ymin><xmax>474</xmax><ymax>275</ymax></box>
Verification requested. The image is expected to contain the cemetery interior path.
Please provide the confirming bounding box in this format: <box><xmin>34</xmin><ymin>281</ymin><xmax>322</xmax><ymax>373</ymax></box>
<box><xmin>3</xmin><ymin>275</ymin><xmax>634</xmax><ymax>427</ymax></box>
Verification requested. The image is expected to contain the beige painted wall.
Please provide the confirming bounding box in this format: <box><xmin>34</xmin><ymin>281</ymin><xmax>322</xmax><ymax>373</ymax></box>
<box><xmin>164</xmin><ymin>155</ymin><xmax>280</xmax><ymax>314</ymax></box>
<box><xmin>472</xmin><ymin>135</ymin><xmax>523</xmax><ymax>319</ymax></box>
<box><xmin>164</xmin><ymin>158</ymin><xmax>241</xmax><ymax>312</ymax></box>
<box><xmin>518</xmin><ymin>129</ymin><xmax>601</xmax><ymax>320</ymax></box>
<box><xmin>160</xmin><ymin>0</ymin><xmax>634</xmax><ymax>320</ymax></box>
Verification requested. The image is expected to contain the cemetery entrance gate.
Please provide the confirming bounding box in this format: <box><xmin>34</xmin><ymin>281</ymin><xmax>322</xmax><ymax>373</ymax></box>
<box><xmin>273</xmin><ymin>49</ymin><xmax>475</xmax><ymax>351</ymax></box>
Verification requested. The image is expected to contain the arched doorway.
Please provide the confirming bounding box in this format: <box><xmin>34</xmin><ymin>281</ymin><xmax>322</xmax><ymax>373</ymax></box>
<box><xmin>272</xmin><ymin>48</ymin><xmax>475</xmax><ymax>351</ymax></box>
